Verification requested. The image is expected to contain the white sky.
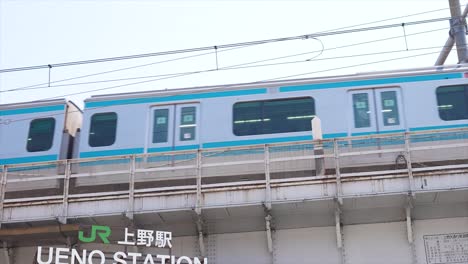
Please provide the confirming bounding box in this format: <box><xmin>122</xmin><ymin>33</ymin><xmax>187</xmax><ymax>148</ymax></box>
<box><xmin>0</xmin><ymin>0</ymin><xmax>465</xmax><ymax>108</ymax></box>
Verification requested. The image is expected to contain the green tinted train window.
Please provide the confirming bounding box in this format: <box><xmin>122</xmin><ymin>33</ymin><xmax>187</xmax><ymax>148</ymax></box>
<box><xmin>180</xmin><ymin>107</ymin><xmax>196</xmax><ymax>141</ymax></box>
<box><xmin>233</xmin><ymin>97</ymin><xmax>315</xmax><ymax>136</ymax></box>
<box><xmin>89</xmin><ymin>112</ymin><xmax>117</xmax><ymax>147</ymax></box>
<box><xmin>352</xmin><ymin>93</ymin><xmax>371</xmax><ymax>128</ymax></box>
<box><xmin>153</xmin><ymin>109</ymin><xmax>169</xmax><ymax>143</ymax></box>
<box><xmin>27</xmin><ymin>118</ymin><xmax>55</xmax><ymax>152</ymax></box>
<box><xmin>436</xmin><ymin>85</ymin><xmax>468</xmax><ymax>121</ymax></box>
<box><xmin>380</xmin><ymin>91</ymin><xmax>400</xmax><ymax>126</ymax></box>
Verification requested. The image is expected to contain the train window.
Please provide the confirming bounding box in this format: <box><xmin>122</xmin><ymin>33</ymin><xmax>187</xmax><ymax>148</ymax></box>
<box><xmin>380</xmin><ymin>91</ymin><xmax>400</xmax><ymax>126</ymax></box>
<box><xmin>89</xmin><ymin>112</ymin><xmax>117</xmax><ymax>147</ymax></box>
<box><xmin>153</xmin><ymin>109</ymin><xmax>169</xmax><ymax>143</ymax></box>
<box><xmin>233</xmin><ymin>97</ymin><xmax>315</xmax><ymax>136</ymax></box>
<box><xmin>180</xmin><ymin>107</ymin><xmax>196</xmax><ymax>141</ymax></box>
<box><xmin>27</xmin><ymin>118</ymin><xmax>55</xmax><ymax>152</ymax></box>
<box><xmin>436</xmin><ymin>85</ymin><xmax>468</xmax><ymax>121</ymax></box>
<box><xmin>352</xmin><ymin>93</ymin><xmax>371</xmax><ymax>128</ymax></box>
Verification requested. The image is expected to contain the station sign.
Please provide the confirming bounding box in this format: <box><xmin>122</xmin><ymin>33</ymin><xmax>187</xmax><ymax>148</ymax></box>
<box><xmin>36</xmin><ymin>225</ymin><xmax>208</xmax><ymax>264</ymax></box>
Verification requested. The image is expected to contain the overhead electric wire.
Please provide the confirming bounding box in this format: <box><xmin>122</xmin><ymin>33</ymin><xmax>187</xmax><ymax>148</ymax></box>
<box><xmin>1</xmin><ymin>46</ymin><xmax>455</xmax><ymax>126</ymax></box>
<box><xmin>7</xmin><ymin>45</ymin><xmax>253</xmax><ymax>93</ymax></box>
<box><xmin>1</xmin><ymin>26</ymin><xmax>447</xmax><ymax>94</ymax></box>
<box><xmin>0</xmin><ymin>16</ymin><xmax>451</xmax><ymax>74</ymax></box>
<box><xmin>3</xmin><ymin>4</ymin><xmax>460</xmax><ymax>93</ymax></box>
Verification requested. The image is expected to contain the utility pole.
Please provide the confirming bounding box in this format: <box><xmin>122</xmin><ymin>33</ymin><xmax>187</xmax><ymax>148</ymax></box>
<box><xmin>436</xmin><ymin>0</ymin><xmax>468</xmax><ymax>65</ymax></box>
<box><xmin>435</xmin><ymin>3</ymin><xmax>468</xmax><ymax>65</ymax></box>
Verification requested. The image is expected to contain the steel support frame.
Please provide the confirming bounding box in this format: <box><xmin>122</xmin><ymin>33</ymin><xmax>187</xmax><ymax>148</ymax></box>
<box><xmin>127</xmin><ymin>155</ymin><xmax>136</xmax><ymax>220</ymax></box>
<box><xmin>263</xmin><ymin>145</ymin><xmax>275</xmax><ymax>262</ymax></box>
<box><xmin>335</xmin><ymin>201</ymin><xmax>346</xmax><ymax>264</ymax></box>
<box><xmin>405</xmin><ymin>195</ymin><xmax>419</xmax><ymax>264</ymax></box>
<box><xmin>60</xmin><ymin>161</ymin><xmax>71</xmax><ymax>224</ymax></box>
<box><xmin>264</xmin><ymin>145</ymin><xmax>272</xmax><ymax>211</ymax></box>
<box><xmin>404</xmin><ymin>133</ymin><xmax>415</xmax><ymax>196</ymax></box>
<box><xmin>0</xmin><ymin>165</ymin><xmax>7</xmax><ymax>228</ymax></box>
<box><xmin>195</xmin><ymin>150</ymin><xmax>206</xmax><ymax>258</ymax></box>
<box><xmin>333</xmin><ymin>139</ymin><xmax>343</xmax><ymax>205</ymax></box>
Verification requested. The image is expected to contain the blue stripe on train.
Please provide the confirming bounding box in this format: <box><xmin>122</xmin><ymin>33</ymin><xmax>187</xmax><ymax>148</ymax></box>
<box><xmin>85</xmin><ymin>88</ymin><xmax>268</xmax><ymax>108</ymax></box>
<box><xmin>0</xmin><ymin>104</ymin><xmax>65</xmax><ymax>116</ymax></box>
<box><xmin>280</xmin><ymin>73</ymin><xmax>462</xmax><ymax>92</ymax></box>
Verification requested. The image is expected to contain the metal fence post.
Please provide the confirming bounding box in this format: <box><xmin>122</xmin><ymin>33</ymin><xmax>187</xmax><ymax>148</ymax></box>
<box><xmin>333</xmin><ymin>139</ymin><xmax>343</xmax><ymax>204</ymax></box>
<box><xmin>60</xmin><ymin>161</ymin><xmax>71</xmax><ymax>224</ymax></box>
<box><xmin>404</xmin><ymin>133</ymin><xmax>414</xmax><ymax>195</ymax></box>
<box><xmin>264</xmin><ymin>145</ymin><xmax>272</xmax><ymax>211</ymax></box>
<box><xmin>127</xmin><ymin>155</ymin><xmax>136</xmax><ymax>220</ymax></box>
<box><xmin>195</xmin><ymin>150</ymin><xmax>203</xmax><ymax>215</ymax></box>
<box><xmin>0</xmin><ymin>165</ymin><xmax>7</xmax><ymax>228</ymax></box>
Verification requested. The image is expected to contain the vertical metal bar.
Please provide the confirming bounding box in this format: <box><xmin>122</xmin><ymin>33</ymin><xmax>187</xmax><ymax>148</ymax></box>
<box><xmin>264</xmin><ymin>145</ymin><xmax>272</xmax><ymax>211</ymax></box>
<box><xmin>0</xmin><ymin>165</ymin><xmax>7</xmax><ymax>227</ymax></box>
<box><xmin>127</xmin><ymin>155</ymin><xmax>136</xmax><ymax>220</ymax></box>
<box><xmin>195</xmin><ymin>150</ymin><xmax>202</xmax><ymax>215</ymax></box>
<box><xmin>61</xmin><ymin>161</ymin><xmax>71</xmax><ymax>224</ymax></box>
<box><xmin>333</xmin><ymin>139</ymin><xmax>343</xmax><ymax>204</ymax></box>
<box><xmin>404</xmin><ymin>133</ymin><xmax>414</xmax><ymax>195</ymax></box>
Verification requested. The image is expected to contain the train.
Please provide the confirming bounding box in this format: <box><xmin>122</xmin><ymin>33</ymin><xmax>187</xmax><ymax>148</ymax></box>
<box><xmin>1</xmin><ymin>64</ymin><xmax>468</xmax><ymax>167</ymax></box>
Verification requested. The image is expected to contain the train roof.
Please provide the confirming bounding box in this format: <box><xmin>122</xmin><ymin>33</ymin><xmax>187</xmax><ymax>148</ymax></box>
<box><xmin>85</xmin><ymin>64</ymin><xmax>468</xmax><ymax>104</ymax></box>
<box><xmin>0</xmin><ymin>98</ymin><xmax>82</xmax><ymax>113</ymax></box>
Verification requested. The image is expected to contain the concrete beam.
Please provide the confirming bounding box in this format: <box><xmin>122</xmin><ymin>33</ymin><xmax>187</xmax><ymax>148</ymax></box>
<box><xmin>0</xmin><ymin>224</ymin><xmax>79</xmax><ymax>237</ymax></box>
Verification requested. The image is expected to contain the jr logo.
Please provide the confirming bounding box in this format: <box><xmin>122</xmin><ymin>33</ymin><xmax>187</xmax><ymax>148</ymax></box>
<box><xmin>78</xmin><ymin>225</ymin><xmax>111</xmax><ymax>244</ymax></box>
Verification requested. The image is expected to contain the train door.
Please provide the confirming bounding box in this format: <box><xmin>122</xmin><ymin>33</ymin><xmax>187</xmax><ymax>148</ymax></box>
<box><xmin>147</xmin><ymin>103</ymin><xmax>200</xmax><ymax>152</ymax></box>
<box><xmin>348</xmin><ymin>88</ymin><xmax>405</xmax><ymax>135</ymax></box>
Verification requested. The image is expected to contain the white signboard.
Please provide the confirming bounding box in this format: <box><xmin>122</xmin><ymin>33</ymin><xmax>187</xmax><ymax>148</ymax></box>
<box><xmin>424</xmin><ymin>233</ymin><xmax>468</xmax><ymax>264</ymax></box>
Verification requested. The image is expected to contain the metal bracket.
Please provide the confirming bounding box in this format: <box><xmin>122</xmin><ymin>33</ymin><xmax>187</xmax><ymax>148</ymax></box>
<box><xmin>127</xmin><ymin>155</ymin><xmax>136</xmax><ymax>220</ymax></box>
<box><xmin>333</xmin><ymin>139</ymin><xmax>343</xmax><ymax>205</ymax></box>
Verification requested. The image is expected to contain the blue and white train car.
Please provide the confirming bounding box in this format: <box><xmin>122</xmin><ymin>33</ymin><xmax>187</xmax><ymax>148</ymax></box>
<box><xmin>0</xmin><ymin>99</ymin><xmax>82</xmax><ymax>166</ymax></box>
<box><xmin>78</xmin><ymin>65</ymin><xmax>468</xmax><ymax>159</ymax></box>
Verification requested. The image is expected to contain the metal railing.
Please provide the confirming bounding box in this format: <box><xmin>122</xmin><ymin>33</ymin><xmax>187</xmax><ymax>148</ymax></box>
<box><xmin>0</xmin><ymin>128</ymin><xmax>467</xmax><ymax>221</ymax></box>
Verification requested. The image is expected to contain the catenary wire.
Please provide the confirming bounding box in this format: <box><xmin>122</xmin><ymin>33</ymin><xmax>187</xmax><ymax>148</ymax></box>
<box><xmin>4</xmin><ymin>4</ymin><xmax>461</xmax><ymax>92</ymax></box>
<box><xmin>1</xmin><ymin>27</ymin><xmax>447</xmax><ymax>93</ymax></box>
<box><xmin>0</xmin><ymin>16</ymin><xmax>451</xmax><ymax>74</ymax></box>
